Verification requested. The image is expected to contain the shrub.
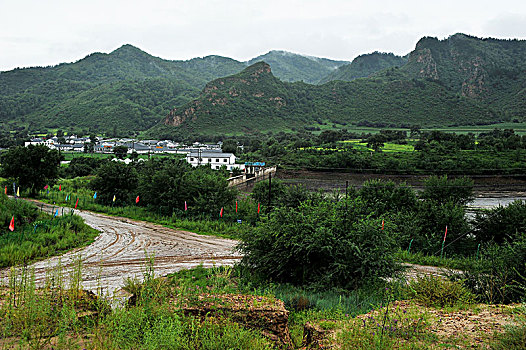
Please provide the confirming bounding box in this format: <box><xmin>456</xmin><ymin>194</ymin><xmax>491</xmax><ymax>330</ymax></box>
<box><xmin>406</xmin><ymin>275</ymin><xmax>476</xmax><ymax>307</ymax></box>
<box><xmin>420</xmin><ymin>175</ymin><xmax>474</xmax><ymax>206</ymax></box>
<box><xmin>460</xmin><ymin>233</ymin><xmax>526</xmax><ymax>304</ymax></box>
<box><xmin>473</xmin><ymin>200</ymin><xmax>526</xmax><ymax>244</ymax></box>
<box><xmin>238</xmin><ymin>198</ymin><xmax>399</xmax><ymax>289</ymax></box>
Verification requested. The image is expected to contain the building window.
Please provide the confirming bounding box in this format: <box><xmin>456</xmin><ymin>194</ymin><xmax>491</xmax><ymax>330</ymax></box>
<box><xmin>208</xmin><ymin>158</ymin><xmax>211</xmax><ymax>162</ymax></box>
<box><xmin>216</xmin><ymin>165</ymin><xmax>220</xmax><ymax>169</ymax></box>
<box><xmin>216</xmin><ymin>159</ymin><xmax>219</xmax><ymax>162</ymax></box>
<box><xmin>190</xmin><ymin>157</ymin><xmax>194</xmax><ymax>161</ymax></box>
<box><xmin>223</xmin><ymin>159</ymin><xmax>227</xmax><ymax>162</ymax></box>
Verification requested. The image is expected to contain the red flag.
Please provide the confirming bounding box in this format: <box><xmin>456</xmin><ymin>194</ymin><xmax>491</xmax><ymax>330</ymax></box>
<box><xmin>75</xmin><ymin>198</ymin><xmax>79</xmax><ymax>209</ymax></box>
<box><xmin>236</xmin><ymin>201</ymin><xmax>238</xmax><ymax>213</ymax></box>
<box><xmin>443</xmin><ymin>226</ymin><xmax>448</xmax><ymax>242</ymax></box>
<box><xmin>44</xmin><ymin>185</ymin><xmax>48</xmax><ymax>190</ymax></box>
<box><xmin>220</xmin><ymin>207</ymin><xmax>224</xmax><ymax>218</ymax></box>
<box><xmin>136</xmin><ymin>196</ymin><xmax>140</xmax><ymax>204</ymax></box>
<box><xmin>258</xmin><ymin>202</ymin><xmax>260</xmax><ymax>214</ymax></box>
<box><xmin>9</xmin><ymin>216</ymin><xmax>14</xmax><ymax>231</ymax></box>
<box><xmin>4</xmin><ymin>186</ymin><xmax>6</xmax><ymax>195</ymax></box>
<box><xmin>59</xmin><ymin>184</ymin><xmax>62</xmax><ymax>191</ymax></box>
<box><xmin>185</xmin><ymin>201</ymin><xmax>187</xmax><ymax>211</ymax></box>
<box><xmin>381</xmin><ymin>220</ymin><xmax>384</xmax><ymax>230</ymax></box>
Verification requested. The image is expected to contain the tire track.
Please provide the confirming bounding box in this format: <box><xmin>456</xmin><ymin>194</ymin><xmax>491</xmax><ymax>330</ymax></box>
<box><xmin>0</xmin><ymin>201</ymin><xmax>241</xmax><ymax>295</ymax></box>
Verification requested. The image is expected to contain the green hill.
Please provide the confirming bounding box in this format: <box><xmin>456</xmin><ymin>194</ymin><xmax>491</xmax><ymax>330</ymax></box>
<box><xmin>0</xmin><ymin>46</ymin><xmax>350</xmax><ymax>136</ymax></box>
<box><xmin>319</xmin><ymin>52</ymin><xmax>407</xmax><ymax>84</ymax></box>
<box><xmin>400</xmin><ymin>33</ymin><xmax>526</xmax><ymax>120</ymax></box>
<box><xmin>0</xmin><ymin>45</ymin><xmax>247</xmax><ymax>136</ymax></box>
<box><xmin>248</xmin><ymin>50</ymin><xmax>349</xmax><ymax>84</ymax></box>
<box><xmin>155</xmin><ymin>61</ymin><xmax>494</xmax><ymax>137</ymax></box>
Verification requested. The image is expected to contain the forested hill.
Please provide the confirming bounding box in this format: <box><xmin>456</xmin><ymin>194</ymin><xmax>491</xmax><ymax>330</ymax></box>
<box><xmin>158</xmin><ymin>61</ymin><xmax>494</xmax><ymax>137</ymax></box>
<box><xmin>399</xmin><ymin>33</ymin><xmax>526</xmax><ymax>120</ymax></box>
<box><xmin>319</xmin><ymin>52</ymin><xmax>407</xmax><ymax>84</ymax></box>
<box><xmin>248</xmin><ymin>50</ymin><xmax>349</xmax><ymax>84</ymax></box>
<box><xmin>156</xmin><ymin>34</ymin><xmax>526</xmax><ymax>137</ymax></box>
<box><xmin>0</xmin><ymin>45</ymin><xmax>349</xmax><ymax>136</ymax></box>
<box><xmin>0</xmin><ymin>45</ymin><xmax>247</xmax><ymax>136</ymax></box>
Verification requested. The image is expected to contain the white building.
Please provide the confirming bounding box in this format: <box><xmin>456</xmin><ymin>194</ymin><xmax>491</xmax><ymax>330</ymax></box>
<box><xmin>186</xmin><ymin>151</ymin><xmax>244</xmax><ymax>171</ymax></box>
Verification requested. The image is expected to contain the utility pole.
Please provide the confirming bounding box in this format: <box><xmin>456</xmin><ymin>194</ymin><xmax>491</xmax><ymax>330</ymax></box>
<box><xmin>267</xmin><ymin>173</ymin><xmax>272</xmax><ymax>218</ymax></box>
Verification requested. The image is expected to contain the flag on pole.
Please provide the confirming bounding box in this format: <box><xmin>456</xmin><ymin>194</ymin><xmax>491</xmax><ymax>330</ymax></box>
<box><xmin>220</xmin><ymin>207</ymin><xmax>224</xmax><ymax>218</ymax></box>
<box><xmin>258</xmin><ymin>202</ymin><xmax>260</xmax><ymax>214</ymax></box>
<box><xmin>8</xmin><ymin>216</ymin><xmax>14</xmax><ymax>231</ymax></box>
<box><xmin>93</xmin><ymin>192</ymin><xmax>97</xmax><ymax>199</ymax></box>
<box><xmin>16</xmin><ymin>187</ymin><xmax>19</xmax><ymax>197</ymax></box>
<box><xmin>185</xmin><ymin>201</ymin><xmax>187</xmax><ymax>211</ymax></box>
<box><xmin>65</xmin><ymin>194</ymin><xmax>68</xmax><ymax>202</ymax></box>
<box><xmin>54</xmin><ymin>209</ymin><xmax>59</xmax><ymax>217</ymax></box>
<box><xmin>443</xmin><ymin>226</ymin><xmax>448</xmax><ymax>242</ymax></box>
<box><xmin>75</xmin><ymin>198</ymin><xmax>79</xmax><ymax>209</ymax></box>
<box><xmin>44</xmin><ymin>185</ymin><xmax>48</xmax><ymax>190</ymax></box>
<box><xmin>236</xmin><ymin>201</ymin><xmax>238</xmax><ymax>213</ymax></box>
<box><xmin>112</xmin><ymin>195</ymin><xmax>116</xmax><ymax>202</ymax></box>
<box><xmin>59</xmin><ymin>185</ymin><xmax>61</xmax><ymax>191</ymax></box>
<box><xmin>136</xmin><ymin>196</ymin><xmax>139</xmax><ymax>204</ymax></box>
<box><xmin>381</xmin><ymin>220</ymin><xmax>384</xmax><ymax>230</ymax></box>
<box><xmin>4</xmin><ymin>186</ymin><xmax>6</xmax><ymax>195</ymax></box>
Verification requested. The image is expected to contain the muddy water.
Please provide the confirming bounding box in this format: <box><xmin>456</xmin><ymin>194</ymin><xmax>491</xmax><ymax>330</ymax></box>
<box><xmin>277</xmin><ymin>169</ymin><xmax>526</xmax><ymax>208</ymax></box>
<box><xmin>0</xmin><ymin>202</ymin><xmax>241</xmax><ymax>296</ymax></box>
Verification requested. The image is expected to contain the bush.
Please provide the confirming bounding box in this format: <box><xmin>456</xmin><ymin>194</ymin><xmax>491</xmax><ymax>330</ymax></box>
<box><xmin>473</xmin><ymin>200</ymin><xmax>526</xmax><ymax>244</ymax></box>
<box><xmin>420</xmin><ymin>175</ymin><xmax>474</xmax><ymax>206</ymax></box>
<box><xmin>460</xmin><ymin>233</ymin><xmax>526</xmax><ymax>304</ymax></box>
<box><xmin>406</xmin><ymin>275</ymin><xmax>476</xmax><ymax>307</ymax></box>
<box><xmin>238</xmin><ymin>198</ymin><xmax>399</xmax><ymax>289</ymax></box>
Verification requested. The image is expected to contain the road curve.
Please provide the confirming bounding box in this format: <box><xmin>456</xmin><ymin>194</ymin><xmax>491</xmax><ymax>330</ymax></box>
<box><xmin>0</xmin><ymin>202</ymin><xmax>241</xmax><ymax>296</ymax></box>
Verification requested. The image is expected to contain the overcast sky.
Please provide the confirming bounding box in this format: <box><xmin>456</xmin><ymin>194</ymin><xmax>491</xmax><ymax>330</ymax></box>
<box><xmin>1</xmin><ymin>0</ymin><xmax>526</xmax><ymax>71</ymax></box>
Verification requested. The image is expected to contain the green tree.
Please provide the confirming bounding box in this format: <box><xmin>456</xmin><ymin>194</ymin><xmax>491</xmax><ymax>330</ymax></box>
<box><xmin>91</xmin><ymin>161</ymin><xmax>138</xmax><ymax>205</ymax></box>
<box><xmin>238</xmin><ymin>198</ymin><xmax>399</xmax><ymax>289</ymax></box>
<box><xmin>113</xmin><ymin>145</ymin><xmax>128</xmax><ymax>160</ymax></box>
<box><xmin>420</xmin><ymin>175</ymin><xmax>474</xmax><ymax>206</ymax></box>
<box><xmin>0</xmin><ymin>145</ymin><xmax>62</xmax><ymax>195</ymax></box>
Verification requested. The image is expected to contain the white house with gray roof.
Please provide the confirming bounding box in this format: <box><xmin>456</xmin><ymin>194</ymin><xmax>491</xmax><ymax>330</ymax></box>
<box><xmin>186</xmin><ymin>151</ymin><xmax>244</xmax><ymax>171</ymax></box>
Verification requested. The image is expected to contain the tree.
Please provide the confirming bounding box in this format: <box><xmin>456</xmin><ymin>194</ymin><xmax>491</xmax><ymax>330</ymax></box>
<box><xmin>91</xmin><ymin>161</ymin><xmax>138</xmax><ymax>205</ymax></box>
<box><xmin>113</xmin><ymin>146</ymin><xmax>128</xmax><ymax>160</ymax></box>
<box><xmin>420</xmin><ymin>175</ymin><xmax>474</xmax><ymax>206</ymax></box>
<box><xmin>0</xmin><ymin>145</ymin><xmax>62</xmax><ymax>195</ymax></box>
<box><xmin>238</xmin><ymin>198</ymin><xmax>399</xmax><ymax>289</ymax></box>
<box><xmin>222</xmin><ymin>139</ymin><xmax>238</xmax><ymax>154</ymax></box>
<box><xmin>366</xmin><ymin>134</ymin><xmax>386</xmax><ymax>152</ymax></box>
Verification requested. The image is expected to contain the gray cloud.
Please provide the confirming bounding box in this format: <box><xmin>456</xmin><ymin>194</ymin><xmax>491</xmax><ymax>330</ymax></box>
<box><xmin>1</xmin><ymin>0</ymin><xmax>526</xmax><ymax>71</ymax></box>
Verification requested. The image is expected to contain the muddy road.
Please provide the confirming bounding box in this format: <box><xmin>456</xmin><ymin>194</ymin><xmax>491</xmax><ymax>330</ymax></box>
<box><xmin>0</xmin><ymin>202</ymin><xmax>241</xmax><ymax>296</ymax></box>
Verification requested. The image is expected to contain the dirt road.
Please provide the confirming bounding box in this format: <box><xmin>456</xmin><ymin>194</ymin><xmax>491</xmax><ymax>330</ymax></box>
<box><xmin>0</xmin><ymin>202</ymin><xmax>241</xmax><ymax>296</ymax></box>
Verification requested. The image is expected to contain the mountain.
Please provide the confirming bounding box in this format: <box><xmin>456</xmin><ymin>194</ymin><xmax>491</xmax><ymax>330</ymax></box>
<box><xmin>319</xmin><ymin>52</ymin><xmax>407</xmax><ymax>84</ymax></box>
<box><xmin>155</xmin><ymin>34</ymin><xmax>526</xmax><ymax>137</ymax></box>
<box><xmin>0</xmin><ymin>46</ymin><xmax>349</xmax><ymax>136</ymax></box>
<box><xmin>0</xmin><ymin>45</ymin><xmax>248</xmax><ymax>136</ymax></box>
<box><xmin>399</xmin><ymin>33</ymin><xmax>526</xmax><ymax>119</ymax></box>
<box><xmin>248</xmin><ymin>50</ymin><xmax>349</xmax><ymax>84</ymax></box>
<box><xmin>157</xmin><ymin>61</ymin><xmax>494</xmax><ymax>137</ymax></box>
